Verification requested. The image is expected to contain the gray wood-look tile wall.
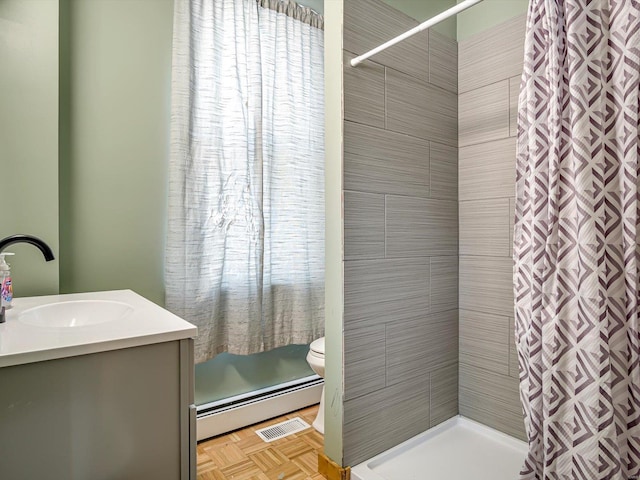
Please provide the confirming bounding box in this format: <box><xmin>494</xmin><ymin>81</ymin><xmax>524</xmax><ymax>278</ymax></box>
<box><xmin>342</xmin><ymin>0</ymin><xmax>459</xmax><ymax>467</ymax></box>
<box><xmin>458</xmin><ymin>14</ymin><xmax>527</xmax><ymax>441</ymax></box>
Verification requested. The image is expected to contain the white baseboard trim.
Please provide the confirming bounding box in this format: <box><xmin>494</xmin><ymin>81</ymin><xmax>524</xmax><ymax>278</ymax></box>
<box><xmin>196</xmin><ymin>381</ymin><xmax>323</xmax><ymax>441</ymax></box>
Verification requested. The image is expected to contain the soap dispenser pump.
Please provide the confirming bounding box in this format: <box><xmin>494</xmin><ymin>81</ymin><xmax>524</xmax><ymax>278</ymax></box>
<box><xmin>0</xmin><ymin>252</ymin><xmax>15</xmax><ymax>311</ymax></box>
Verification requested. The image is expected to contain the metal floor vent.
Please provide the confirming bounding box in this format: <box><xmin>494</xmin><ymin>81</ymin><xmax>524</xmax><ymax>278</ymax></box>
<box><xmin>255</xmin><ymin>417</ymin><xmax>310</xmax><ymax>442</ymax></box>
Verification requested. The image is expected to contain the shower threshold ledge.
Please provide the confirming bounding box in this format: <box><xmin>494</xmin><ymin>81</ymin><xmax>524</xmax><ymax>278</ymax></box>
<box><xmin>351</xmin><ymin>415</ymin><xmax>527</xmax><ymax>480</ymax></box>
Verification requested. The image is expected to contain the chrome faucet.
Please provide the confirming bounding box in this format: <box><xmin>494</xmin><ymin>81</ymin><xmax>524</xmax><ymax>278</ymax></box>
<box><xmin>0</xmin><ymin>234</ymin><xmax>55</xmax><ymax>323</ymax></box>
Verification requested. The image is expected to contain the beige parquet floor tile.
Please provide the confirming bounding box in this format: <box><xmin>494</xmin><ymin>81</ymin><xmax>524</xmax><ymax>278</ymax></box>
<box><xmin>264</xmin><ymin>460</ymin><xmax>308</xmax><ymax>480</ymax></box>
<box><xmin>293</xmin><ymin>449</ymin><xmax>320</xmax><ymax>477</ymax></box>
<box><xmin>197</xmin><ymin>405</ymin><xmax>323</xmax><ymax>480</ymax></box>
<box><xmin>236</xmin><ymin>434</ymin><xmax>272</xmax><ymax>457</ymax></box>
<box><xmin>220</xmin><ymin>458</ymin><xmax>265</xmax><ymax>479</ymax></box>
<box><xmin>249</xmin><ymin>447</ymin><xmax>289</xmax><ymax>471</ymax></box>
<box><xmin>197</xmin><ymin>470</ymin><xmax>226</xmax><ymax>480</ymax></box>
<box><xmin>277</xmin><ymin>437</ymin><xmax>314</xmax><ymax>459</ymax></box>
<box><xmin>206</xmin><ymin>444</ymin><xmax>248</xmax><ymax>468</ymax></box>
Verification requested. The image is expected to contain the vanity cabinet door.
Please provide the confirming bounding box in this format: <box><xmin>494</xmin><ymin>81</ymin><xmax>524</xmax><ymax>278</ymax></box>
<box><xmin>0</xmin><ymin>341</ymin><xmax>188</xmax><ymax>480</ymax></box>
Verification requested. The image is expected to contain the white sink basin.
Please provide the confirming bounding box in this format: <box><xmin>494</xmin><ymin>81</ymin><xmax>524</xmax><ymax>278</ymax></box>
<box><xmin>19</xmin><ymin>300</ymin><xmax>134</xmax><ymax>328</ymax></box>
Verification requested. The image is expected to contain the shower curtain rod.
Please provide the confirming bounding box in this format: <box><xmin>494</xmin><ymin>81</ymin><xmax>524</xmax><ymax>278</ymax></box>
<box><xmin>350</xmin><ymin>0</ymin><xmax>485</xmax><ymax>67</ymax></box>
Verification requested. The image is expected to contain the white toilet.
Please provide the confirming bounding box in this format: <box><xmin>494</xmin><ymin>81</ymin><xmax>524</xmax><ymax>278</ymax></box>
<box><xmin>306</xmin><ymin>337</ymin><xmax>325</xmax><ymax>434</ymax></box>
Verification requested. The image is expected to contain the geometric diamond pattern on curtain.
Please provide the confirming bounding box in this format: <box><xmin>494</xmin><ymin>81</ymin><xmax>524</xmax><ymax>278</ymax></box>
<box><xmin>514</xmin><ymin>1</ymin><xmax>640</xmax><ymax>478</ymax></box>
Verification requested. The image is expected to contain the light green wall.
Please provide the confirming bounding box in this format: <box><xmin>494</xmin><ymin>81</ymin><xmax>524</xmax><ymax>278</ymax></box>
<box><xmin>300</xmin><ymin>0</ymin><xmax>324</xmax><ymax>14</ymax></box>
<box><xmin>56</xmin><ymin>0</ymin><xmax>318</xmax><ymax>409</ymax></box>
<box><xmin>59</xmin><ymin>0</ymin><xmax>173</xmax><ymax>305</ymax></box>
<box><xmin>372</xmin><ymin>0</ymin><xmax>531</xmax><ymax>41</ymax></box>
<box><xmin>323</xmin><ymin>0</ymin><xmax>344</xmax><ymax>464</ymax></box>
<box><xmin>457</xmin><ymin>0</ymin><xmax>529</xmax><ymax>40</ymax></box>
<box><xmin>381</xmin><ymin>0</ymin><xmax>457</xmax><ymax>38</ymax></box>
<box><xmin>195</xmin><ymin>345</ymin><xmax>314</xmax><ymax>405</ymax></box>
<box><xmin>0</xmin><ymin>0</ymin><xmax>60</xmax><ymax>297</ymax></box>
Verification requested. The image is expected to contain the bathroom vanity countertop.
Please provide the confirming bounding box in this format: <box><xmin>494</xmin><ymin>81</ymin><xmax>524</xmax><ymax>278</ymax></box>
<box><xmin>0</xmin><ymin>289</ymin><xmax>197</xmax><ymax>368</ymax></box>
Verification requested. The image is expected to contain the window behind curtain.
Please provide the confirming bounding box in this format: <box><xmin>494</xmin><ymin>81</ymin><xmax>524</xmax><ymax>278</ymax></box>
<box><xmin>166</xmin><ymin>0</ymin><xmax>324</xmax><ymax>363</ymax></box>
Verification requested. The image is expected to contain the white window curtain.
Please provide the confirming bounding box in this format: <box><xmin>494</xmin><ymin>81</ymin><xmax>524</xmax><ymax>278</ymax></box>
<box><xmin>166</xmin><ymin>0</ymin><xmax>324</xmax><ymax>363</ymax></box>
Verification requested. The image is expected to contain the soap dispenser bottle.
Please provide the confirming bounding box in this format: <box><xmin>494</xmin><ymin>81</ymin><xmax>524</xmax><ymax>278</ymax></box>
<box><xmin>0</xmin><ymin>252</ymin><xmax>15</xmax><ymax>310</ymax></box>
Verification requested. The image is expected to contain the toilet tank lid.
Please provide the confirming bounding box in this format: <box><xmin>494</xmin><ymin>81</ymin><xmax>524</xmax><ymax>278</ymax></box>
<box><xmin>310</xmin><ymin>337</ymin><xmax>325</xmax><ymax>354</ymax></box>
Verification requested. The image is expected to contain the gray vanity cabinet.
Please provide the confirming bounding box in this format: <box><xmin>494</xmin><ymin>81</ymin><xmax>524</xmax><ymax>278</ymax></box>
<box><xmin>0</xmin><ymin>338</ymin><xmax>195</xmax><ymax>480</ymax></box>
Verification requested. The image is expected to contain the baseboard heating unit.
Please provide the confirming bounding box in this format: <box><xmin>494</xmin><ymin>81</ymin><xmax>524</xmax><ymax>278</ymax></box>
<box><xmin>196</xmin><ymin>375</ymin><xmax>323</xmax><ymax>441</ymax></box>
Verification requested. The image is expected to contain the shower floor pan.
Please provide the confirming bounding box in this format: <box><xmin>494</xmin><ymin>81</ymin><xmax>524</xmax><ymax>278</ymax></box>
<box><xmin>351</xmin><ymin>416</ymin><xmax>527</xmax><ymax>480</ymax></box>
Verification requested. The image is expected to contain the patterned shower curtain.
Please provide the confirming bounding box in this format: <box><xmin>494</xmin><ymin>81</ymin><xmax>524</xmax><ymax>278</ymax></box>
<box><xmin>514</xmin><ymin>1</ymin><xmax>640</xmax><ymax>479</ymax></box>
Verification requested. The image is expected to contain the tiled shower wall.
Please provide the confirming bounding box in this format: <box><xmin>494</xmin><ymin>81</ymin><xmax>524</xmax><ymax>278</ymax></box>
<box><xmin>342</xmin><ymin>0</ymin><xmax>459</xmax><ymax>466</ymax></box>
<box><xmin>458</xmin><ymin>14</ymin><xmax>527</xmax><ymax>440</ymax></box>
